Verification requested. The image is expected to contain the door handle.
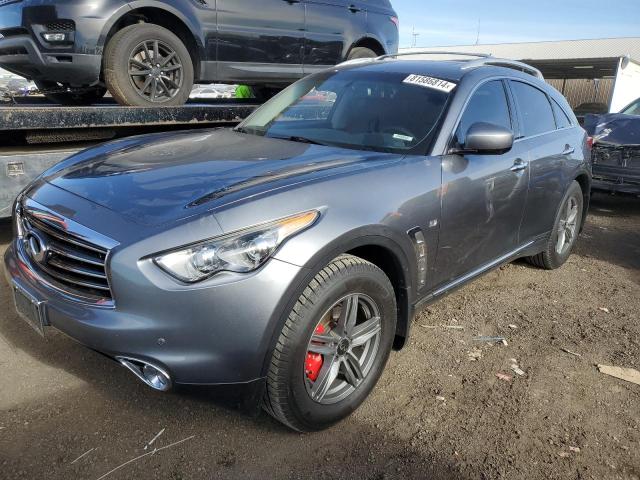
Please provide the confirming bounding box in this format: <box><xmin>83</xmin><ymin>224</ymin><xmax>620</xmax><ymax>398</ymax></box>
<box><xmin>562</xmin><ymin>146</ymin><xmax>575</xmax><ymax>155</ymax></box>
<box><xmin>283</xmin><ymin>0</ymin><xmax>301</xmax><ymax>3</ymax></box>
<box><xmin>510</xmin><ymin>159</ymin><xmax>528</xmax><ymax>172</ymax></box>
<box><xmin>348</xmin><ymin>5</ymin><xmax>362</xmax><ymax>12</ymax></box>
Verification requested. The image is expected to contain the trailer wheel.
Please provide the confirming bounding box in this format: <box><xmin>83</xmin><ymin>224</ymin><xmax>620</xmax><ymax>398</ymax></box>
<box><xmin>104</xmin><ymin>24</ymin><xmax>194</xmax><ymax>106</ymax></box>
<box><xmin>35</xmin><ymin>82</ymin><xmax>106</xmax><ymax>106</ymax></box>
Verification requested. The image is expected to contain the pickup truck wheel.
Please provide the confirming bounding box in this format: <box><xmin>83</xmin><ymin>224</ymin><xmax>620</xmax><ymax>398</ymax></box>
<box><xmin>263</xmin><ymin>254</ymin><xmax>396</xmax><ymax>432</ymax></box>
<box><xmin>104</xmin><ymin>24</ymin><xmax>194</xmax><ymax>106</ymax></box>
<box><xmin>528</xmin><ymin>180</ymin><xmax>583</xmax><ymax>269</ymax></box>
<box><xmin>35</xmin><ymin>81</ymin><xmax>106</xmax><ymax>106</ymax></box>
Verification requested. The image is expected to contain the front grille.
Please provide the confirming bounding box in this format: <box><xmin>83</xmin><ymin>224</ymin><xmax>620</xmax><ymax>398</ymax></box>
<box><xmin>592</xmin><ymin>144</ymin><xmax>640</xmax><ymax>168</ymax></box>
<box><xmin>45</xmin><ymin>20</ymin><xmax>75</xmax><ymax>32</ymax></box>
<box><xmin>21</xmin><ymin>210</ymin><xmax>113</xmax><ymax>301</ymax></box>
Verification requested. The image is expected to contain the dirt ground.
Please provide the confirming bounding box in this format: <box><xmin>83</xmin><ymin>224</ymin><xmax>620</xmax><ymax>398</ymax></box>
<box><xmin>0</xmin><ymin>191</ymin><xmax>638</xmax><ymax>480</ymax></box>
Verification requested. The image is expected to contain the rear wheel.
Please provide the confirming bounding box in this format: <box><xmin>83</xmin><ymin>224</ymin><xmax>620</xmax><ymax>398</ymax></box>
<box><xmin>104</xmin><ymin>24</ymin><xmax>194</xmax><ymax>106</ymax></box>
<box><xmin>35</xmin><ymin>81</ymin><xmax>106</xmax><ymax>106</ymax></box>
<box><xmin>263</xmin><ymin>254</ymin><xmax>396</xmax><ymax>432</ymax></box>
<box><xmin>527</xmin><ymin>180</ymin><xmax>584</xmax><ymax>269</ymax></box>
<box><xmin>347</xmin><ymin>46</ymin><xmax>379</xmax><ymax>60</ymax></box>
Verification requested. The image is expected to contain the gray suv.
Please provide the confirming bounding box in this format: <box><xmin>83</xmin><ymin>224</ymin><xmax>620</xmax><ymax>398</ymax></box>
<box><xmin>4</xmin><ymin>53</ymin><xmax>591</xmax><ymax>431</ymax></box>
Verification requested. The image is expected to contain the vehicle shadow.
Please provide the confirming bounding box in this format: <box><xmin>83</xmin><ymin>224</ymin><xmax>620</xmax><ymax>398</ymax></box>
<box><xmin>575</xmin><ymin>191</ymin><xmax>640</xmax><ymax>273</ymax></box>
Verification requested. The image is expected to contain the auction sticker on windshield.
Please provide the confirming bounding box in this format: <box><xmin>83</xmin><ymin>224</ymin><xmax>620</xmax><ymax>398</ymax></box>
<box><xmin>403</xmin><ymin>74</ymin><xmax>456</xmax><ymax>93</ymax></box>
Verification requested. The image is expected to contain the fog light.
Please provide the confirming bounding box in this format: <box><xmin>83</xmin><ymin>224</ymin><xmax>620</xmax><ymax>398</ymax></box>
<box><xmin>43</xmin><ymin>33</ymin><xmax>67</xmax><ymax>42</ymax></box>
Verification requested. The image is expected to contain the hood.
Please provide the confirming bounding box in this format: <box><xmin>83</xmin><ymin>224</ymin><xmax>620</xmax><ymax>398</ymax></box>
<box><xmin>583</xmin><ymin>113</ymin><xmax>640</xmax><ymax>146</ymax></box>
<box><xmin>42</xmin><ymin>129</ymin><xmax>397</xmax><ymax>226</ymax></box>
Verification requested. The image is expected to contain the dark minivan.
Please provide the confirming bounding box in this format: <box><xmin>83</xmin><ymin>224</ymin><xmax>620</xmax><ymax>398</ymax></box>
<box><xmin>0</xmin><ymin>0</ymin><xmax>399</xmax><ymax>106</ymax></box>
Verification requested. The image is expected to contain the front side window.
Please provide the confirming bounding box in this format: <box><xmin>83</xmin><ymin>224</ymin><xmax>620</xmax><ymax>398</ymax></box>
<box><xmin>456</xmin><ymin>80</ymin><xmax>511</xmax><ymax>144</ymax></box>
<box><xmin>510</xmin><ymin>81</ymin><xmax>556</xmax><ymax>137</ymax></box>
<box><xmin>237</xmin><ymin>69</ymin><xmax>452</xmax><ymax>153</ymax></box>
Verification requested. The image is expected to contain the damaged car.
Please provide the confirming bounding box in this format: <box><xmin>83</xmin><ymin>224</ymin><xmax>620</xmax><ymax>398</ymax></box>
<box><xmin>584</xmin><ymin>99</ymin><xmax>640</xmax><ymax>194</ymax></box>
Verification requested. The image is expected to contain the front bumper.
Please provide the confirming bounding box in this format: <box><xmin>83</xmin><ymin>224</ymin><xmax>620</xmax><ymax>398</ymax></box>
<box><xmin>0</xmin><ymin>34</ymin><xmax>101</xmax><ymax>84</ymax></box>
<box><xmin>3</xmin><ymin>235</ymin><xmax>304</xmax><ymax>386</ymax></box>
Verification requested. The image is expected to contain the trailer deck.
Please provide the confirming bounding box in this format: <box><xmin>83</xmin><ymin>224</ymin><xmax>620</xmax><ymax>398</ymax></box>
<box><xmin>0</xmin><ymin>100</ymin><xmax>258</xmax><ymax>217</ymax></box>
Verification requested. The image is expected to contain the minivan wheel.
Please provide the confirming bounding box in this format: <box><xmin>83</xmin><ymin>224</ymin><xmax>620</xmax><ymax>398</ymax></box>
<box><xmin>527</xmin><ymin>180</ymin><xmax>584</xmax><ymax>270</ymax></box>
<box><xmin>263</xmin><ymin>254</ymin><xmax>396</xmax><ymax>432</ymax></box>
<box><xmin>104</xmin><ymin>24</ymin><xmax>194</xmax><ymax>106</ymax></box>
<box><xmin>35</xmin><ymin>81</ymin><xmax>106</xmax><ymax>106</ymax></box>
<box><xmin>347</xmin><ymin>46</ymin><xmax>379</xmax><ymax>60</ymax></box>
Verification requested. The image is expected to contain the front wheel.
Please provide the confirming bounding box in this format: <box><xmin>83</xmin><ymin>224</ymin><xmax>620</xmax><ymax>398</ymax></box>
<box><xmin>104</xmin><ymin>24</ymin><xmax>194</xmax><ymax>106</ymax></box>
<box><xmin>527</xmin><ymin>180</ymin><xmax>584</xmax><ymax>269</ymax></box>
<box><xmin>263</xmin><ymin>254</ymin><xmax>396</xmax><ymax>432</ymax></box>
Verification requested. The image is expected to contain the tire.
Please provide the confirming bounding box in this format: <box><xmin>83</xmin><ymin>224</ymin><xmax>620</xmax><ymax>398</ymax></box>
<box><xmin>103</xmin><ymin>24</ymin><xmax>194</xmax><ymax>106</ymax></box>
<box><xmin>263</xmin><ymin>254</ymin><xmax>396</xmax><ymax>432</ymax></box>
<box><xmin>35</xmin><ymin>81</ymin><xmax>106</xmax><ymax>106</ymax></box>
<box><xmin>527</xmin><ymin>180</ymin><xmax>584</xmax><ymax>269</ymax></box>
<box><xmin>347</xmin><ymin>46</ymin><xmax>379</xmax><ymax>60</ymax></box>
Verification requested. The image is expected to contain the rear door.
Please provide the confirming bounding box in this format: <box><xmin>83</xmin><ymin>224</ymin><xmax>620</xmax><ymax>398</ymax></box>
<box><xmin>303</xmin><ymin>0</ymin><xmax>367</xmax><ymax>73</ymax></box>
<box><xmin>216</xmin><ymin>0</ymin><xmax>305</xmax><ymax>82</ymax></box>
<box><xmin>433</xmin><ymin>79</ymin><xmax>530</xmax><ymax>286</ymax></box>
<box><xmin>509</xmin><ymin>80</ymin><xmax>577</xmax><ymax>242</ymax></box>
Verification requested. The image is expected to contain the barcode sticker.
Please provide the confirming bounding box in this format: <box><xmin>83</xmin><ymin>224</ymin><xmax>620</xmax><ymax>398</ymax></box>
<box><xmin>403</xmin><ymin>74</ymin><xmax>456</xmax><ymax>93</ymax></box>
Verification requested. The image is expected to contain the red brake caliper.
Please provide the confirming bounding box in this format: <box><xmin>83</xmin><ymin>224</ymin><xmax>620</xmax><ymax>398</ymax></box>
<box><xmin>305</xmin><ymin>324</ymin><xmax>325</xmax><ymax>381</ymax></box>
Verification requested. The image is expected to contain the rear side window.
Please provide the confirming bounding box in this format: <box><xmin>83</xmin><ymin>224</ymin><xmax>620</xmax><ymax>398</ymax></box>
<box><xmin>510</xmin><ymin>81</ymin><xmax>556</xmax><ymax>137</ymax></box>
<box><xmin>456</xmin><ymin>80</ymin><xmax>512</xmax><ymax>143</ymax></box>
<box><xmin>551</xmin><ymin>99</ymin><xmax>572</xmax><ymax>129</ymax></box>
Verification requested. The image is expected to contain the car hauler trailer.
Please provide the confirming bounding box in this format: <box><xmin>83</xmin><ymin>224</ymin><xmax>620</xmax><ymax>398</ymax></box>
<box><xmin>0</xmin><ymin>100</ymin><xmax>257</xmax><ymax>218</ymax></box>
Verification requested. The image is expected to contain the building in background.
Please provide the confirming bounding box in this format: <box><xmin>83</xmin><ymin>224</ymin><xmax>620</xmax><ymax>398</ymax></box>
<box><xmin>401</xmin><ymin>37</ymin><xmax>640</xmax><ymax>115</ymax></box>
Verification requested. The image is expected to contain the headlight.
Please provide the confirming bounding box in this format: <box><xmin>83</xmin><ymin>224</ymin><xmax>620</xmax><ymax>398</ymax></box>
<box><xmin>154</xmin><ymin>210</ymin><xmax>319</xmax><ymax>282</ymax></box>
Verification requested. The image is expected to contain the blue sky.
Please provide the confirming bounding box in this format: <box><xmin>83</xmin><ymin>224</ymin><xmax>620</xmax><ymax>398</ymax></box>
<box><xmin>394</xmin><ymin>0</ymin><xmax>640</xmax><ymax>48</ymax></box>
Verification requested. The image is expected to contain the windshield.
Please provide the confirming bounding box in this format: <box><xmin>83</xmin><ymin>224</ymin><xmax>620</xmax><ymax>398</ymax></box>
<box><xmin>237</xmin><ymin>69</ymin><xmax>452</xmax><ymax>153</ymax></box>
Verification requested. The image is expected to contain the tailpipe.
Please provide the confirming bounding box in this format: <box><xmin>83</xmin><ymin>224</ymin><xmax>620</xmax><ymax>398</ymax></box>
<box><xmin>116</xmin><ymin>356</ymin><xmax>172</xmax><ymax>392</ymax></box>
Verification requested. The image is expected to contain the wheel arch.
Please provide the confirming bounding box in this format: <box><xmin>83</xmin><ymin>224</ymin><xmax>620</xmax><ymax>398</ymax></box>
<box><xmin>98</xmin><ymin>4</ymin><xmax>204</xmax><ymax>81</ymax></box>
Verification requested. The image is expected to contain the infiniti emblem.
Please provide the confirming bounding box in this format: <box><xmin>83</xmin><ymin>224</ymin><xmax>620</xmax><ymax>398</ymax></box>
<box><xmin>26</xmin><ymin>231</ymin><xmax>49</xmax><ymax>264</ymax></box>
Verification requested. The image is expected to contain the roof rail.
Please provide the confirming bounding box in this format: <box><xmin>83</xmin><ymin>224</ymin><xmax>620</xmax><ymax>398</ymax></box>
<box><xmin>460</xmin><ymin>58</ymin><xmax>544</xmax><ymax>80</ymax></box>
<box><xmin>375</xmin><ymin>50</ymin><xmax>491</xmax><ymax>61</ymax></box>
<box><xmin>338</xmin><ymin>51</ymin><xmax>545</xmax><ymax>80</ymax></box>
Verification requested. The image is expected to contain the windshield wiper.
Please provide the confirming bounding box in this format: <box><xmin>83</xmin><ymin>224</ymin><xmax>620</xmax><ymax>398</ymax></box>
<box><xmin>269</xmin><ymin>135</ymin><xmax>330</xmax><ymax>146</ymax></box>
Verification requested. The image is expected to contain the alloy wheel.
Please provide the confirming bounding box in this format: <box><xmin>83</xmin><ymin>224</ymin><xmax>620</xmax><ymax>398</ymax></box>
<box><xmin>556</xmin><ymin>195</ymin><xmax>579</xmax><ymax>254</ymax></box>
<box><xmin>128</xmin><ymin>39</ymin><xmax>183</xmax><ymax>103</ymax></box>
<box><xmin>304</xmin><ymin>293</ymin><xmax>382</xmax><ymax>405</ymax></box>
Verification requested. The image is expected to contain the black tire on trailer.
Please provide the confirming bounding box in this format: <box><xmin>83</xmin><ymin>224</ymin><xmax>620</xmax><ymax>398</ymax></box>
<box><xmin>104</xmin><ymin>23</ymin><xmax>194</xmax><ymax>106</ymax></box>
<box><xmin>346</xmin><ymin>46</ymin><xmax>379</xmax><ymax>60</ymax></box>
<box><xmin>527</xmin><ymin>180</ymin><xmax>584</xmax><ymax>270</ymax></box>
<box><xmin>263</xmin><ymin>254</ymin><xmax>397</xmax><ymax>432</ymax></box>
<box><xmin>35</xmin><ymin>81</ymin><xmax>106</xmax><ymax>106</ymax></box>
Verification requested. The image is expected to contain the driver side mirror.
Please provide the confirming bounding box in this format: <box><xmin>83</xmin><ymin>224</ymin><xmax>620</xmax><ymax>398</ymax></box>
<box><xmin>451</xmin><ymin>122</ymin><xmax>514</xmax><ymax>154</ymax></box>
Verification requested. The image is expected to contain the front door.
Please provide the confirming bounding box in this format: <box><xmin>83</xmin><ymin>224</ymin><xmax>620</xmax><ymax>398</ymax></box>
<box><xmin>433</xmin><ymin>79</ymin><xmax>530</xmax><ymax>287</ymax></box>
<box><xmin>216</xmin><ymin>0</ymin><xmax>305</xmax><ymax>83</ymax></box>
<box><xmin>303</xmin><ymin>0</ymin><xmax>367</xmax><ymax>73</ymax></box>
